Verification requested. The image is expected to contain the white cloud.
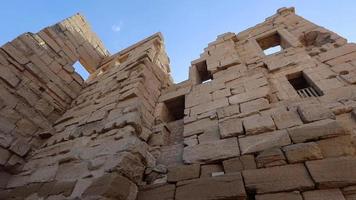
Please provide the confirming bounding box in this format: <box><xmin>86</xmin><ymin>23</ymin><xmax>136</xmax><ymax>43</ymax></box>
<box><xmin>111</xmin><ymin>21</ymin><xmax>123</xmax><ymax>32</ymax></box>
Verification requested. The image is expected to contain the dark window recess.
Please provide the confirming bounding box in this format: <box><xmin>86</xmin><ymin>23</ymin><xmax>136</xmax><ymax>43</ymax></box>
<box><xmin>163</xmin><ymin>95</ymin><xmax>185</xmax><ymax>122</ymax></box>
<box><xmin>257</xmin><ymin>32</ymin><xmax>287</xmax><ymax>55</ymax></box>
<box><xmin>196</xmin><ymin>60</ymin><xmax>212</xmax><ymax>84</ymax></box>
<box><xmin>287</xmin><ymin>72</ymin><xmax>322</xmax><ymax>98</ymax></box>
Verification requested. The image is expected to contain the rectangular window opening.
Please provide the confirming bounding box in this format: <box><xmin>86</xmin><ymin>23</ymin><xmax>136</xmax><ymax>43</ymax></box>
<box><xmin>163</xmin><ymin>95</ymin><xmax>185</xmax><ymax>122</ymax></box>
<box><xmin>195</xmin><ymin>60</ymin><xmax>212</xmax><ymax>84</ymax></box>
<box><xmin>73</xmin><ymin>60</ymin><xmax>90</xmax><ymax>80</ymax></box>
<box><xmin>257</xmin><ymin>32</ymin><xmax>284</xmax><ymax>55</ymax></box>
<box><xmin>287</xmin><ymin>72</ymin><xmax>322</xmax><ymax>98</ymax></box>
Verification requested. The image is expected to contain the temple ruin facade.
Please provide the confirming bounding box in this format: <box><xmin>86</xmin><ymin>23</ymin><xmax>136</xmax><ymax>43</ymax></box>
<box><xmin>0</xmin><ymin>7</ymin><xmax>356</xmax><ymax>200</ymax></box>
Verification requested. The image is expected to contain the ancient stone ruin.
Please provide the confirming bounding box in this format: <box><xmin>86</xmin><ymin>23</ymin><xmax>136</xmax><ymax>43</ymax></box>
<box><xmin>0</xmin><ymin>7</ymin><xmax>356</xmax><ymax>200</ymax></box>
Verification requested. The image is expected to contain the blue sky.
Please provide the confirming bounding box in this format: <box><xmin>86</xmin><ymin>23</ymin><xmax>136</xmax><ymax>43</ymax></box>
<box><xmin>1</xmin><ymin>1</ymin><xmax>356</xmax><ymax>82</ymax></box>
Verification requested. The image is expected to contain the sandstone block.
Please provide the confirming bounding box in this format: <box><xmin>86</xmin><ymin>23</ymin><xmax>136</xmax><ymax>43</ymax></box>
<box><xmin>167</xmin><ymin>164</ymin><xmax>200</xmax><ymax>182</ymax></box>
<box><xmin>283</xmin><ymin>142</ymin><xmax>323</xmax><ymax>163</ymax></box>
<box><xmin>317</xmin><ymin>135</ymin><xmax>355</xmax><ymax>158</ymax></box>
<box><xmin>55</xmin><ymin>162</ymin><xmax>90</xmax><ymax>182</ymax></box>
<box><xmin>229</xmin><ymin>86</ymin><xmax>269</xmax><ymax>105</ymax></box>
<box><xmin>0</xmin><ymin>147</ymin><xmax>10</xmax><ymax>165</ymax></box>
<box><xmin>190</xmin><ymin>98</ymin><xmax>229</xmax><ymax>116</ymax></box>
<box><xmin>183</xmin><ymin>138</ymin><xmax>240</xmax><ymax>164</ymax></box>
<box><xmin>272</xmin><ymin>110</ymin><xmax>303</xmax><ymax>129</ymax></box>
<box><xmin>288</xmin><ymin>119</ymin><xmax>345</xmax><ymax>143</ymax></box>
<box><xmin>30</xmin><ymin>164</ymin><xmax>58</xmax><ymax>183</ymax></box>
<box><xmin>0</xmin><ymin>133</ymin><xmax>13</xmax><ymax>148</ymax></box>
<box><xmin>219</xmin><ymin>117</ymin><xmax>244</xmax><ymax>138</ymax></box>
<box><xmin>243</xmin><ymin>115</ymin><xmax>276</xmax><ymax>135</ymax></box>
<box><xmin>0</xmin><ymin>66</ymin><xmax>20</xmax><ymax>88</ymax></box>
<box><xmin>240</xmin><ymin>98</ymin><xmax>270</xmax><ymax>113</ymax></box>
<box><xmin>216</xmin><ymin>104</ymin><xmax>240</xmax><ymax>119</ymax></box>
<box><xmin>183</xmin><ymin>118</ymin><xmax>218</xmax><ymax>137</ymax></box>
<box><xmin>302</xmin><ymin>189</ymin><xmax>346</xmax><ymax>200</ymax></box>
<box><xmin>38</xmin><ymin>180</ymin><xmax>77</xmax><ymax>198</ymax></box>
<box><xmin>200</xmin><ymin>164</ymin><xmax>224</xmax><ymax>177</ymax></box>
<box><xmin>242</xmin><ymin>164</ymin><xmax>314</xmax><ymax>194</ymax></box>
<box><xmin>256</xmin><ymin>148</ymin><xmax>287</xmax><ymax>168</ymax></box>
<box><xmin>9</xmin><ymin>138</ymin><xmax>30</xmax><ymax>156</ymax></box>
<box><xmin>306</xmin><ymin>157</ymin><xmax>356</xmax><ymax>188</ymax></box>
<box><xmin>297</xmin><ymin>104</ymin><xmax>335</xmax><ymax>123</ymax></box>
<box><xmin>198</xmin><ymin>126</ymin><xmax>220</xmax><ymax>144</ymax></box>
<box><xmin>137</xmin><ymin>184</ymin><xmax>175</xmax><ymax>200</ymax></box>
<box><xmin>175</xmin><ymin>173</ymin><xmax>246</xmax><ymax>200</ymax></box>
<box><xmin>239</xmin><ymin>130</ymin><xmax>291</xmax><ymax>154</ymax></box>
<box><xmin>256</xmin><ymin>192</ymin><xmax>303</xmax><ymax>200</ymax></box>
<box><xmin>223</xmin><ymin>155</ymin><xmax>256</xmax><ymax>173</ymax></box>
<box><xmin>82</xmin><ymin>173</ymin><xmax>137</xmax><ymax>200</ymax></box>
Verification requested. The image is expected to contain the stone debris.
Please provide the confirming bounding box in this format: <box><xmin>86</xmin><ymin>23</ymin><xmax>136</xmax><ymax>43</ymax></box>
<box><xmin>0</xmin><ymin>7</ymin><xmax>355</xmax><ymax>200</ymax></box>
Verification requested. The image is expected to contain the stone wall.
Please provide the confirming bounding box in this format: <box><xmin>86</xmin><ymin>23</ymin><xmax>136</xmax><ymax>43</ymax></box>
<box><xmin>0</xmin><ymin>7</ymin><xmax>356</xmax><ymax>200</ymax></box>
<box><xmin>140</xmin><ymin>7</ymin><xmax>356</xmax><ymax>200</ymax></box>
<box><xmin>0</xmin><ymin>13</ymin><xmax>109</xmax><ymax>175</ymax></box>
<box><xmin>0</xmin><ymin>29</ymin><xmax>172</xmax><ymax>199</ymax></box>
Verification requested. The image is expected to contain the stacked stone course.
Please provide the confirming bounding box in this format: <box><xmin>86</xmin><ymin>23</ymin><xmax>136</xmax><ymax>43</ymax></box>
<box><xmin>0</xmin><ymin>6</ymin><xmax>356</xmax><ymax>200</ymax></box>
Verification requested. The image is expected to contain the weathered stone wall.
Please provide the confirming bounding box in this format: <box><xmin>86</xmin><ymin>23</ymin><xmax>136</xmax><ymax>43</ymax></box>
<box><xmin>0</xmin><ymin>13</ymin><xmax>109</xmax><ymax>175</ymax></box>
<box><xmin>0</xmin><ymin>30</ymin><xmax>172</xmax><ymax>199</ymax></box>
<box><xmin>1</xmin><ymin>7</ymin><xmax>356</xmax><ymax>200</ymax></box>
<box><xmin>140</xmin><ymin>7</ymin><xmax>356</xmax><ymax>200</ymax></box>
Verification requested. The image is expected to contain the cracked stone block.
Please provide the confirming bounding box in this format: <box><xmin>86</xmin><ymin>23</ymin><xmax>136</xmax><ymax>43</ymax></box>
<box><xmin>175</xmin><ymin>173</ymin><xmax>246</xmax><ymax>200</ymax></box>
<box><xmin>167</xmin><ymin>164</ymin><xmax>200</xmax><ymax>182</ymax></box>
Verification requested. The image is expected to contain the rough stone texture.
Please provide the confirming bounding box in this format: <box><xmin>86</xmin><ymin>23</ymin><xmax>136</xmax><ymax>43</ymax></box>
<box><xmin>200</xmin><ymin>164</ymin><xmax>224</xmax><ymax>177</ymax></box>
<box><xmin>82</xmin><ymin>173</ymin><xmax>138</xmax><ymax>200</ymax></box>
<box><xmin>297</xmin><ymin>103</ymin><xmax>335</xmax><ymax>123</ymax></box>
<box><xmin>219</xmin><ymin>117</ymin><xmax>244</xmax><ymax>138</ymax></box>
<box><xmin>167</xmin><ymin>164</ymin><xmax>200</xmax><ymax>182</ymax></box>
<box><xmin>306</xmin><ymin>157</ymin><xmax>356</xmax><ymax>188</ymax></box>
<box><xmin>302</xmin><ymin>189</ymin><xmax>346</xmax><ymax>200</ymax></box>
<box><xmin>288</xmin><ymin>119</ymin><xmax>346</xmax><ymax>143</ymax></box>
<box><xmin>183</xmin><ymin>138</ymin><xmax>240</xmax><ymax>164</ymax></box>
<box><xmin>137</xmin><ymin>184</ymin><xmax>175</xmax><ymax>200</ymax></box>
<box><xmin>272</xmin><ymin>110</ymin><xmax>303</xmax><ymax>129</ymax></box>
<box><xmin>256</xmin><ymin>192</ymin><xmax>303</xmax><ymax>200</ymax></box>
<box><xmin>240</xmin><ymin>98</ymin><xmax>270</xmax><ymax>113</ymax></box>
<box><xmin>243</xmin><ymin>114</ymin><xmax>276</xmax><ymax>135</ymax></box>
<box><xmin>256</xmin><ymin>148</ymin><xmax>287</xmax><ymax>167</ymax></box>
<box><xmin>242</xmin><ymin>164</ymin><xmax>315</xmax><ymax>194</ymax></box>
<box><xmin>317</xmin><ymin>135</ymin><xmax>355</xmax><ymax>158</ymax></box>
<box><xmin>283</xmin><ymin>142</ymin><xmax>323</xmax><ymax>163</ymax></box>
<box><xmin>223</xmin><ymin>155</ymin><xmax>256</xmax><ymax>173</ymax></box>
<box><xmin>1</xmin><ymin>7</ymin><xmax>356</xmax><ymax>200</ymax></box>
<box><xmin>239</xmin><ymin>130</ymin><xmax>291</xmax><ymax>154</ymax></box>
<box><xmin>175</xmin><ymin>173</ymin><xmax>246</xmax><ymax>200</ymax></box>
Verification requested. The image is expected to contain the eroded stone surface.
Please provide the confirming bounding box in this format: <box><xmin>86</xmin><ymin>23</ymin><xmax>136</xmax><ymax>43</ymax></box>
<box><xmin>239</xmin><ymin>130</ymin><xmax>291</xmax><ymax>154</ymax></box>
<box><xmin>306</xmin><ymin>157</ymin><xmax>356</xmax><ymax>188</ymax></box>
<box><xmin>243</xmin><ymin>164</ymin><xmax>315</xmax><ymax>194</ymax></box>
<box><xmin>175</xmin><ymin>173</ymin><xmax>246</xmax><ymax>200</ymax></box>
<box><xmin>183</xmin><ymin>138</ymin><xmax>240</xmax><ymax>164</ymax></box>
